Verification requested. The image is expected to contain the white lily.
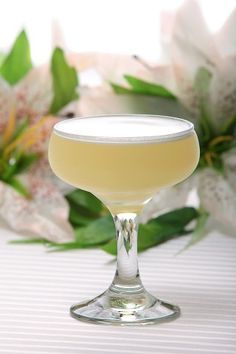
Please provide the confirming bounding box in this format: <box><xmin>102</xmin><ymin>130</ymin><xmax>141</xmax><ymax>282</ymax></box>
<box><xmin>0</xmin><ymin>69</ymin><xmax>75</xmax><ymax>242</ymax></box>
<box><xmin>142</xmin><ymin>0</ymin><xmax>236</xmax><ymax>238</ymax></box>
<box><xmin>0</xmin><ymin>66</ymin><xmax>52</xmax><ymax>132</ymax></box>
<box><xmin>150</xmin><ymin>0</ymin><xmax>236</xmax><ymax>131</ymax></box>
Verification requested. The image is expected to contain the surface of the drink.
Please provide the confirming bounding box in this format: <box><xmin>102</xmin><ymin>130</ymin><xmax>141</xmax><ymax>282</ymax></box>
<box><xmin>49</xmin><ymin>116</ymin><xmax>199</xmax><ymax>212</ymax></box>
<box><xmin>53</xmin><ymin>115</ymin><xmax>193</xmax><ymax>142</ymax></box>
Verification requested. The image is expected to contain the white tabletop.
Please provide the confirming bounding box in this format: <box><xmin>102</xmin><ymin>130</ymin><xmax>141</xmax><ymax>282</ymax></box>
<box><xmin>0</xmin><ymin>227</ymin><xmax>236</xmax><ymax>354</ymax></box>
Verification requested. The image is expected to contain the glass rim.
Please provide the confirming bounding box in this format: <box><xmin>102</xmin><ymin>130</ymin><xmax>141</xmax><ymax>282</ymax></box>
<box><xmin>53</xmin><ymin>114</ymin><xmax>195</xmax><ymax>144</ymax></box>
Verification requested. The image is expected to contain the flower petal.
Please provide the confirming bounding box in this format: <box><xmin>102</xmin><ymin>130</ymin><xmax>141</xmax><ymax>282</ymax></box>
<box><xmin>14</xmin><ymin>65</ymin><xmax>53</xmax><ymax>121</ymax></box>
<box><xmin>208</xmin><ymin>57</ymin><xmax>236</xmax><ymax>129</ymax></box>
<box><xmin>215</xmin><ymin>8</ymin><xmax>236</xmax><ymax>57</ymax></box>
<box><xmin>223</xmin><ymin>148</ymin><xmax>236</xmax><ymax>193</ymax></box>
<box><xmin>71</xmin><ymin>53</ymin><xmax>153</xmax><ymax>88</ymax></box>
<box><xmin>0</xmin><ymin>180</ymin><xmax>74</xmax><ymax>243</ymax></box>
<box><xmin>141</xmin><ymin>177</ymin><xmax>195</xmax><ymax>223</ymax></box>
<box><xmin>0</xmin><ymin>78</ymin><xmax>15</xmax><ymax>133</ymax></box>
<box><xmin>198</xmin><ymin>168</ymin><xmax>236</xmax><ymax>233</ymax></box>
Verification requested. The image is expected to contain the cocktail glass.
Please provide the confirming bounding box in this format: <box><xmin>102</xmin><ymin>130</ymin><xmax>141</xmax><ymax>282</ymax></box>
<box><xmin>48</xmin><ymin>114</ymin><xmax>199</xmax><ymax>325</ymax></box>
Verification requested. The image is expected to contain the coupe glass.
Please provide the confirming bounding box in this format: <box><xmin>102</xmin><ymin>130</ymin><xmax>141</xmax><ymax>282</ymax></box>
<box><xmin>48</xmin><ymin>114</ymin><xmax>199</xmax><ymax>325</ymax></box>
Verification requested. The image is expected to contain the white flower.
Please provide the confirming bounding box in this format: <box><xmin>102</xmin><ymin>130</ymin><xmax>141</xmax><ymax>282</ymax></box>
<box><xmin>151</xmin><ymin>0</ymin><xmax>236</xmax><ymax>130</ymax></box>
<box><xmin>0</xmin><ymin>75</ymin><xmax>74</xmax><ymax>242</ymax></box>
<box><xmin>139</xmin><ymin>1</ymin><xmax>236</xmax><ymax>238</ymax></box>
<box><xmin>198</xmin><ymin>168</ymin><xmax>236</xmax><ymax>233</ymax></box>
<box><xmin>0</xmin><ymin>177</ymin><xmax>74</xmax><ymax>243</ymax></box>
<box><xmin>0</xmin><ymin>66</ymin><xmax>53</xmax><ymax>133</ymax></box>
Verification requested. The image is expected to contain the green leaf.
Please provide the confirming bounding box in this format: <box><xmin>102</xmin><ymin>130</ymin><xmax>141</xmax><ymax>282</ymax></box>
<box><xmin>15</xmin><ymin>153</ymin><xmax>38</xmax><ymax>175</ymax></box>
<box><xmin>66</xmin><ymin>189</ymin><xmax>103</xmax><ymax>214</ymax></box>
<box><xmin>221</xmin><ymin>115</ymin><xmax>236</xmax><ymax>135</ymax></box>
<box><xmin>102</xmin><ymin>207</ymin><xmax>198</xmax><ymax>255</ymax></box>
<box><xmin>12</xmin><ymin>118</ymin><xmax>29</xmax><ymax>140</ymax></box>
<box><xmin>9</xmin><ymin>238</ymin><xmax>48</xmax><ymax>245</ymax></box>
<box><xmin>66</xmin><ymin>189</ymin><xmax>107</xmax><ymax>228</ymax></box>
<box><xmin>50</xmin><ymin>47</ymin><xmax>79</xmax><ymax>114</ymax></box>
<box><xmin>194</xmin><ymin>67</ymin><xmax>214</xmax><ymax>142</ymax></box>
<box><xmin>212</xmin><ymin>155</ymin><xmax>224</xmax><ymax>173</ymax></box>
<box><xmin>49</xmin><ymin>216</ymin><xmax>114</xmax><ymax>251</ymax></box>
<box><xmin>0</xmin><ymin>52</ymin><xmax>6</xmax><ymax>66</ymax></box>
<box><xmin>150</xmin><ymin>207</ymin><xmax>198</xmax><ymax>227</ymax></box>
<box><xmin>68</xmin><ymin>206</ymin><xmax>96</xmax><ymax>227</ymax></box>
<box><xmin>194</xmin><ymin>67</ymin><xmax>212</xmax><ymax>96</ymax></box>
<box><xmin>0</xmin><ymin>30</ymin><xmax>33</xmax><ymax>85</ymax></box>
<box><xmin>75</xmin><ymin>216</ymin><xmax>114</xmax><ymax>246</ymax></box>
<box><xmin>181</xmin><ymin>210</ymin><xmax>209</xmax><ymax>251</ymax></box>
<box><xmin>6</xmin><ymin>177</ymin><xmax>30</xmax><ymax>197</ymax></box>
<box><xmin>1</xmin><ymin>152</ymin><xmax>38</xmax><ymax>181</ymax></box>
<box><xmin>110</xmin><ymin>82</ymin><xmax>134</xmax><ymax>94</ymax></box>
<box><xmin>101</xmin><ymin>238</ymin><xmax>117</xmax><ymax>255</ymax></box>
<box><xmin>124</xmin><ymin>75</ymin><xmax>176</xmax><ymax>98</ymax></box>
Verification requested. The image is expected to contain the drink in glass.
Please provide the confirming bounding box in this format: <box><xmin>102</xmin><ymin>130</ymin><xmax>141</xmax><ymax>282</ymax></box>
<box><xmin>49</xmin><ymin>115</ymin><xmax>199</xmax><ymax>325</ymax></box>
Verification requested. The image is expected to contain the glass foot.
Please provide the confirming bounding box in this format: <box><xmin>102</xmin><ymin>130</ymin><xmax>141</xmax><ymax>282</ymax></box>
<box><xmin>70</xmin><ymin>288</ymin><xmax>180</xmax><ymax>326</ymax></box>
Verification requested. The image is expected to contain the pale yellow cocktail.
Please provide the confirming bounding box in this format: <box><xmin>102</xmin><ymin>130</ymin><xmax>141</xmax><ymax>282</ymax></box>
<box><xmin>49</xmin><ymin>116</ymin><xmax>199</xmax><ymax>212</ymax></box>
<box><xmin>48</xmin><ymin>115</ymin><xmax>199</xmax><ymax>325</ymax></box>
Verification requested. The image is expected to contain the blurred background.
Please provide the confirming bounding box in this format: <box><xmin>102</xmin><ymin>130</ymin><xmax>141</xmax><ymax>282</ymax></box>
<box><xmin>0</xmin><ymin>0</ymin><xmax>236</xmax><ymax>244</ymax></box>
<box><xmin>1</xmin><ymin>0</ymin><xmax>235</xmax><ymax>64</ymax></box>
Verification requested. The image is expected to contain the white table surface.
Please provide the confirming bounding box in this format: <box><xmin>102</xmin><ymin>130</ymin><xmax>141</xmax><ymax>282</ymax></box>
<box><xmin>0</xmin><ymin>227</ymin><xmax>236</xmax><ymax>354</ymax></box>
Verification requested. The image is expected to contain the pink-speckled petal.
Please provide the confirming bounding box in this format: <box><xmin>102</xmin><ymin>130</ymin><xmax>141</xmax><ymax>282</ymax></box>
<box><xmin>14</xmin><ymin>65</ymin><xmax>53</xmax><ymax>121</ymax></box>
<box><xmin>209</xmin><ymin>58</ymin><xmax>236</xmax><ymax>129</ymax></box>
<box><xmin>0</xmin><ymin>78</ymin><xmax>15</xmax><ymax>132</ymax></box>
<box><xmin>223</xmin><ymin>149</ymin><xmax>236</xmax><ymax>193</ymax></box>
<box><xmin>198</xmin><ymin>168</ymin><xmax>236</xmax><ymax>233</ymax></box>
<box><xmin>0</xmin><ymin>180</ymin><xmax>74</xmax><ymax>243</ymax></box>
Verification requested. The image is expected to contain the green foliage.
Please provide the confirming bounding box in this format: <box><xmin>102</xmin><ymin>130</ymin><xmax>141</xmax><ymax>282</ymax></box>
<box><xmin>111</xmin><ymin>83</ymin><xmax>134</xmax><ymax>94</ymax></box>
<box><xmin>221</xmin><ymin>115</ymin><xmax>236</xmax><ymax>135</ymax></box>
<box><xmin>5</xmin><ymin>176</ymin><xmax>31</xmax><ymax>197</ymax></box>
<box><xmin>75</xmin><ymin>216</ymin><xmax>114</xmax><ymax>246</ymax></box>
<box><xmin>65</xmin><ymin>189</ymin><xmax>107</xmax><ymax>228</ymax></box>
<box><xmin>12</xmin><ymin>118</ymin><xmax>29</xmax><ymax>141</ymax></box>
<box><xmin>102</xmin><ymin>207</ymin><xmax>198</xmax><ymax>255</ymax></box>
<box><xmin>0</xmin><ymin>152</ymin><xmax>37</xmax><ymax>197</ymax></box>
<box><xmin>111</xmin><ymin>75</ymin><xmax>175</xmax><ymax>99</ymax></box>
<box><xmin>0</xmin><ymin>30</ymin><xmax>33</xmax><ymax>85</ymax></box>
<box><xmin>180</xmin><ymin>210</ymin><xmax>209</xmax><ymax>251</ymax></box>
<box><xmin>43</xmin><ymin>206</ymin><xmax>198</xmax><ymax>253</ymax></box>
<box><xmin>50</xmin><ymin>47</ymin><xmax>79</xmax><ymax>114</ymax></box>
<box><xmin>2</xmin><ymin>153</ymin><xmax>37</xmax><ymax>181</ymax></box>
<box><xmin>66</xmin><ymin>189</ymin><xmax>103</xmax><ymax>214</ymax></box>
<box><xmin>0</xmin><ymin>117</ymin><xmax>38</xmax><ymax>198</ymax></box>
<box><xmin>193</xmin><ymin>68</ymin><xmax>236</xmax><ymax>174</ymax></box>
<box><xmin>46</xmin><ymin>216</ymin><xmax>114</xmax><ymax>252</ymax></box>
<box><xmin>0</xmin><ymin>52</ymin><xmax>6</xmax><ymax>66</ymax></box>
<box><xmin>10</xmin><ymin>238</ymin><xmax>48</xmax><ymax>245</ymax></box>
<box><xmin>11</xmin><ymin>207</ymin><xmax>199</xmax><ymax>254</ymax></box>
<box><xmin>194</xmin><ymin>67</ymin><xmax>212</xmax><ymax>97</ymax></box>
<box><xmin>194</xmin><ymin>67</ymin><xmax>215</xmax><ymax>143</ymax></box>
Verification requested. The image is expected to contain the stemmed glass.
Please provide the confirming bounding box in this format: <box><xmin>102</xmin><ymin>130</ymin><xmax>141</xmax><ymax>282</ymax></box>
<box><xmin>48</xmin><ymin>114</ymin><xmax>199</xmax><ymax>325</ymax></box>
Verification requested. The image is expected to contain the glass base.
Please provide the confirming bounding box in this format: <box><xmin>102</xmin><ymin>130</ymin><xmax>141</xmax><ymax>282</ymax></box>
<box><xmin>70</xmin><ymin>287</ymin><xmax>180</xmax><ymax>326</ymax></box>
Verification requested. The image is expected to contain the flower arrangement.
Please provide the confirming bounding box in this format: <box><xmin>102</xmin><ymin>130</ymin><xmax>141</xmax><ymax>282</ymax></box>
<box><xmin>1</xmin><ymin>0</ymin><xmax>236</xmax><ymax>253</ymax></box>
<box><xmin>0</xmin><ymin>30</ymin><xmax>79</xmax><ymax>242</ymax></box>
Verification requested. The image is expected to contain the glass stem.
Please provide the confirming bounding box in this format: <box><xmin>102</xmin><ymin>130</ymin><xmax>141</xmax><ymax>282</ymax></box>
<box><xmin>109</xmin><ymin>212</ymin><xmax>144</xmax><ymax>294</ymax></box>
